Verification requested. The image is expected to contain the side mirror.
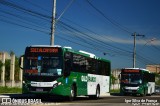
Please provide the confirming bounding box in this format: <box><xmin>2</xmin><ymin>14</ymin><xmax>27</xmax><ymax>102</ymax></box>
<box><xmin>19</xmin><ymin>55</ymin><xmax>24</xmax><ymax>69</ymax></box>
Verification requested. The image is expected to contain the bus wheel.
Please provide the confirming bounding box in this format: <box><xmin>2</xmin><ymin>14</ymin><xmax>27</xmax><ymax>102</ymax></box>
<box><xmin>95</xmin><ymin>86</ymin><xmax>100</xmax><ymax>99</ymax></box>
<box><xmin>141</xmin><ymin>89</ymin><xmax>146</xmax><ymax>96</ymax></box>
<box><xmin>69</xmin><ymin>85</ymin><xmax>76</xmax><ymax>101</ymax></box>
<box><xmin>90</xmin><ymin>86</ymin><xmax>100</xmax><ymax>99</ymax></box>
<box><xmin>148</xmin><ymin>88</ymin><xmax>152</xmax><ymax>96</ymax></box>
<box><xmin>123</xmin><ymin>93</ymin><xmax>128</xmax><ymax>96</ymax></box>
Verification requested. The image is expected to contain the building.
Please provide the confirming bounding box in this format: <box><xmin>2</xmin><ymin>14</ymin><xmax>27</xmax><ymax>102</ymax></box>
<box><xmin>146</xmin><ymin>64</ymin><xmax>160</xmax><ymax>74</ymax></box>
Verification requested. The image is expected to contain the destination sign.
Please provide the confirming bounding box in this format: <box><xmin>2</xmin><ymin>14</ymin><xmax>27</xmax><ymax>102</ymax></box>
<box><xmin>30</xmin><ymin>48</ymin><xmax>58</xmax><ymax>53</ymax></box>
<box><xmin>122</xmin><ymin>69</ymin><xmax>140</xmax><ymax>73</ymax></box>
<box><xmin>25</xmin><ymin>70</ymin><xmax>38</xmax><ymax>74</ymax></box>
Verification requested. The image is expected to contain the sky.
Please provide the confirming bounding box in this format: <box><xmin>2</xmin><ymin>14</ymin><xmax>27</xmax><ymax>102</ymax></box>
<box><xmin>0</xmin><ymin>0</ymin><xmax>160</xmax><ymax>69</ymax></box>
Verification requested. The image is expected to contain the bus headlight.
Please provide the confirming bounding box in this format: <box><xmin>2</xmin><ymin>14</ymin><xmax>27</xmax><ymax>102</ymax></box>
<box><xmin>137</xmin><ymin>86</ymin><xmax>142</xmax><ymax>90</ymax></box>
<box><xmin>58</xmin><ymin>82</ymin><xmax>62</xmax><ymax>85</ymax></box>
<box><xmin>53</xmin><ymin>82</ymin><xmax>62</xmax><ymax>88</ymax></box>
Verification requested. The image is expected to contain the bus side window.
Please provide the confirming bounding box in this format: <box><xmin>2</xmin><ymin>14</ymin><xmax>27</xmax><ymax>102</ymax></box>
<box><xmin>97</xmin><ymin>61</ymin><xmax>102</xmax><ymax>75</ymax></box>
<box><xmin>91</xmin><ymin>59</ymin><xmax>96</xmax><ymax>74</ymax></box>
<box><xmin>105</xmin><ymin>62</ymin><xmax>111</xmax><ymax>76</ymax></box>
<box><xmin>96</xmin><ymin>61</ymin><xmax>110</xmax><ymax>76</ymax></box>
<box><xmin>101</xmin><ymin>62</ymin><xmax>106</xmax><ymax>75</ymax></box>
<box><xmin>64</xmin><ymin>52</ymin><xmax>72</xmax><ymax>71</ymax></box>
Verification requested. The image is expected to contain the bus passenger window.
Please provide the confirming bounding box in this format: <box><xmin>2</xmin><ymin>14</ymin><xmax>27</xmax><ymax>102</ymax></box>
<box><xmin>64</xmin><ymin>52</ymin><xmax>72</xmax><ymax>71</ymax></box>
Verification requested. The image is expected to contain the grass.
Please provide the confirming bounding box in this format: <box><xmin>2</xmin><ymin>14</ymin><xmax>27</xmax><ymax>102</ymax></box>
<box><xmin>0</xmin><ymin>86</ymin><xmax>22</xmax><ymax>94</ymax></box>
<box><xmin>110</xmin><ymin>89</ymin><xmax>120</xmax><ymax>93</ymax></box>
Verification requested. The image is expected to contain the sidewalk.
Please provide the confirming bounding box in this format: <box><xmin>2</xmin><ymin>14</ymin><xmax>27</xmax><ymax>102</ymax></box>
<box><xmin>0</xmin><ymin>94</ymin><xmax>35</xmax><ymax>98</ymax></box>
<box><xmin>100</xmin><ymin>93</ymin><xmax>111</xmax><ymax>97</ymax></box>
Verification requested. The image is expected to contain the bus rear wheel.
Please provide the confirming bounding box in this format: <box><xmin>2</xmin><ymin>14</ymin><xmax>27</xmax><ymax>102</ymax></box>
<box><xmin>140</xmin><ymin>89</ymin><xmax>146</xmax><ymax>96</ymax></box>
<box><xmin>69</xmin><ymin>85</ymin><xmax>76</xmax><ymax>101</ymax></box>
<box><xmin>95</xmin><ymin>86</ymin><xmax>100</xmax><ymax>98</ymax></box>
<box><xmin>89</xmin><ymin>86</ymin><xmax>100</xmax><ymax>99</ymax></box>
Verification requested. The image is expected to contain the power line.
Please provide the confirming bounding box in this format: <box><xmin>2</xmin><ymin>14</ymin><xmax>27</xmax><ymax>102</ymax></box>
<box><xmin>62</xmin><ymin>17</ymin><xmax>133</xmax><ymax>53</ymax></box>
<box><xmin>57</xmin><ymin>0</ymin><xmax>75</xmax><ymax>21</ymax></box>
<box><xmin>1</xmin><ymin>0</ymin><xmax>157</xmax><ymax>67</ymax></box>
<box><xmin>0</xmin><ymin>0</ymin><xmax>132</xmax><ymax>56</ymax></box>
<box><xmin>58</xmin><ymin>19</ymin><xmax>158</xmax><ymax>66</ymax></box>
<box><xmin>22</xmin><ymin>0</ymin><xmax>52</xmax><ymax>13</ymax></box>
<box><xmin>58</xmin><ymin>20</ymin><xmax>132</xmax><ymax>57</ymax></box>
<box><xmin>131</xmin><ymin>32</ymin><xmax>145</xmax><ymax>68</ymax></box>
<box><xmin>0</xmin><ymin>9</ymin><xmax>50</xmax><ymax>30</ymax></box>
<box><xmin>86</xmin><ymin>0</ymin><xmax>132</xmax><ymax>34</ymax></box>
<box><xmin>56</xmin><ymin>29</ymin><xmax>132</xmax><ymax>57</ymax></box>
<box><xmin>0</xmin><ymin>17</ymin><xmax>50</xmax><ymax>34</ymax></box>
<box><xmin>150</xmin><ymin>43</ymin><xmax>160</xmax><ymax>52</ymax></box>
<box><xmin>84</xmin><ymin>0</ymin><xmax>159</xmax><ymax>67</ymax></box>
<box><xmin>56</xmin><ymin>34</ymin><xmax>105</xmax><ymax>53</ymax></box>
<box><xmin>0</xmin><ymin>0</ymin><xmax>51</xmax><ymax>21</ymax></box>
<box><xmin>134</xmin><ymin>36</ymin><xmax>160</xmax><ymax>66</ymax></box>
<box><xmin>136</xmin><ymin>53</ymin><xmax>157</xmax><ymax>65</ymax></box>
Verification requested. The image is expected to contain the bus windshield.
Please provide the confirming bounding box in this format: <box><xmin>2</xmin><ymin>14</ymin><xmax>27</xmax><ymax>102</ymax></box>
<box><xmin>121</xmin><ymin>74</ymin><xmax>142</xmax><ymax>84</ymax></box>
<box><xmin>24</xmin><ymin>47</ymin><xmax>62</xmax><ymax>76</ymax></box>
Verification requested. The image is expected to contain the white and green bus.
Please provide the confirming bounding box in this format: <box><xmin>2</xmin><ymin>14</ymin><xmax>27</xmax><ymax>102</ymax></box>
<box><xmin>120</xmin><ymin>68</ymin><xmax>155</xmax><ymax>96</ymax></box>
<box><xmin>20</xmin><ymin>45</ymin><xmax>111</xmax><ymax>100</ymax></box>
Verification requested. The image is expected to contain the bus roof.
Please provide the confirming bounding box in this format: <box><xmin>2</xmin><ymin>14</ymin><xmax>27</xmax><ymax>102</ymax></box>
<box><xmin>63</xmin><ymin>47</ymin><xmax>110</xmax><ymax>63</ymax></box>
<box><xmin>123</xmin><ymin>68</ymin><xmax>149</xmax><ymax>72</ymax></box>
<box><xmin>30</xmin><ymin>45</ymin><xmax>61</xmax><ymax>47</ymax></box>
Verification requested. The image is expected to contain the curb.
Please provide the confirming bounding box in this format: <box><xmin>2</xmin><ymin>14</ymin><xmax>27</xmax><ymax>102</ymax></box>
<box><xmin>100</xmin><ymin>93</ymin><xmax>110</xmax><ymax>97</ymax></box>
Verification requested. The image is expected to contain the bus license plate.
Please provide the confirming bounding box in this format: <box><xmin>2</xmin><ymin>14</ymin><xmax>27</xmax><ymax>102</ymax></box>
<box><xmin>36</xmin><ymin>88</ymin><xmax>43</xmax><ymax>92</ymax></box>
<box><xmin>128</xmin><ymin>90</ymin><xmax>132</xmax><ymax>92</ymax></box>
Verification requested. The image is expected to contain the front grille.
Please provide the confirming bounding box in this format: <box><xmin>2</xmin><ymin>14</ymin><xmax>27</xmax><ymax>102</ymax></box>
<box><xmin>125</xmin><ymin>89</ymin><xmax>137</xmax><ymax>93</ymax></box>
<box><xmin>29</xmin><ymin>86</ymin><xmax>53</xmax><ymax>92</ymax></box>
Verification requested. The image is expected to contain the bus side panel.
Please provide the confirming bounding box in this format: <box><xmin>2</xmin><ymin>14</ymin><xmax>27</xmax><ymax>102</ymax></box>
<box><xmin>76</xmin><ymin>72</ymin><xmax>88</xmax><ymax>96</ymax></box>
<box><xmin>87</xmin><ymin>74</ymin><xmax>110</xmax><ymax>95</ymax></box>
<box><xmin>147</xmin><ymin>82</ymin><xmax>155</xmax><ymax>94</ymax></box>
<box><xmin>102</xmin><ymin>76</ymin><xmax>110</xmax><ymax>93</ymax></box>
<box><xmin>51</xmin><ymin>72</ymin><xmax>88</xmax><ymax>96</ymax></box>
<box><xmin>87</xmin><ymin>74</ymin><xmax>97</xmax><ymax>95</ymax></box>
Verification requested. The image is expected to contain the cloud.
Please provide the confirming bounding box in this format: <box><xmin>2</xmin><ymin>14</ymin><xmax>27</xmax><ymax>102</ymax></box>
<box><xmin>94</xmin><ymin>35</ymin><xmax>160</xmax><ymax>46</ymax></box>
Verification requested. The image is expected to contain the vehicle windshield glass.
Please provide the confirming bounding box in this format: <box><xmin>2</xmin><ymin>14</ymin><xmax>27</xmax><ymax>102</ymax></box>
<box><xmin>24</xmin><ymin>47</ymin><xmax>62</xmax><ymax>76</ymax></box>
<box><xmin>121</xmin><ymin>74</ymin><xmax>142</xmax><ymax>84</ymax></box>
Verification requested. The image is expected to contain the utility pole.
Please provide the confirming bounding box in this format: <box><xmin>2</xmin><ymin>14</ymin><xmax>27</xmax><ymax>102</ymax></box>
<box><xmin>50</xmin><ymin>0</ymin><xmax>56</xmax><ymax>46</ymax></box>
<box><xmin>132</xmin><ymin>32</ymin><xmax>144</xmax><ymax>68</ymax></box>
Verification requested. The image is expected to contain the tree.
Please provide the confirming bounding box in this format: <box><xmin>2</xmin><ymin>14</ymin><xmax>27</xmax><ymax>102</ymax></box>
<box><xmin>155</xmin><ymin>73</ymin><xmax>160</xmax><ymax>86</ymax></box>
<box><xmin>0</xmin><ymin>61</ymin><xmax>3</xmax><ymax>71</ymax></box>
<box><xmin>5</xmin><ymin>59</ymin><xmax>10</xmax><ymax>81</ymax></box>
<box><xmin>15</xmin><ymin>56</ymin><xmax>20</xmax><ymax>81</ymax></box>
<box><xmin>111</xmin><ymin>74</ymin><xmax>117</xmax><ymax>90</ymax></box>
<box><xmin>0</xmin><ymin>61</ymin><xmax>3</xmax><ymax>79</ymax></box>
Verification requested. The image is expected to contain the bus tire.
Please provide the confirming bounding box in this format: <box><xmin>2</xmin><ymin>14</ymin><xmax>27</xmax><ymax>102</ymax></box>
<box><xmin>141</xmin><ymin>89</ymin><xmax>146</xmax><ymax>96</ymax></box>
<box><xmin>123</xmin><ymin>93</ymin><xmax>128</xmax><ymax>96</ymax></box>
<box><xmin>89</xmin><ymin>85</ymin><xmax>100</xmax><ymax>99</ymax></box>
<box><xmin>144</xmin><ymin>89</ymin><xmax>146</xmax><ymax>96</ymax></box>
<box><xmin>147</xmin><ymin>88</ymin><xmax>152</xmax><ymax>96</ymax></box>
<box><xmin>69</xmin><ymin>85</ymin><xmax>76</xmax><ymax>101</ymax></box>
<box><xmin>95</xmin><ymin>86</ymin><xmax>100</xmax><ymax>99</ymax></box>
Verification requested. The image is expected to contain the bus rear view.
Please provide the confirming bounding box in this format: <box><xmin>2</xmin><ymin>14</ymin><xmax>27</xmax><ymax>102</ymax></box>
<box><xmin>120</xmin><ymin>68</ymin><xmax>155</xmax><ymax>96</ymax></box>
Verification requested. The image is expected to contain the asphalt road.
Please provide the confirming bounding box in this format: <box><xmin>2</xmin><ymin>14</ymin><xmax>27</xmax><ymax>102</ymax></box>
<box><xmin>0</xmin><ymin>93</ymin><xmax>160</xmax><ymax>106</ymax></box>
